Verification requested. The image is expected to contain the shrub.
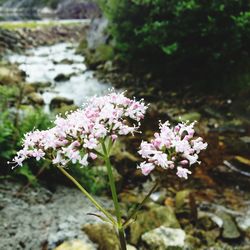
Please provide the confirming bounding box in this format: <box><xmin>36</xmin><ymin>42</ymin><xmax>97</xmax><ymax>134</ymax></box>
<box><xmin>99</xmin><ymin>0</ymin><xmax>250</xmax><ymax>88</ymax></box>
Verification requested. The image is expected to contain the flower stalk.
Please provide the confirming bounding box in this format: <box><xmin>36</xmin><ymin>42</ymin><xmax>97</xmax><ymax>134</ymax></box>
<box><xmin>57</xmin><ymin>165</ymin><xmax>116</xmax><ymax>226</ymax></box>
<box><xmin>102</xmin><ymin>141</ymin><xmax>127</xmax><ymax>250</ymax></box>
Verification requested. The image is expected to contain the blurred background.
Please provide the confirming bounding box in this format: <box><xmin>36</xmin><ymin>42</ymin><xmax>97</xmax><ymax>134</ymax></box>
<box><xmin>0</xmin><ymin>0</ymin><xmax>250</xmax><ymax>249</ymax></box>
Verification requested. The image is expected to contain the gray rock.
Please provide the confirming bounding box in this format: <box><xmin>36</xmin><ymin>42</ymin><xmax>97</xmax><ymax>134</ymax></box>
<box><xmin>236</xmin><ymin>208</ymin><xmax>250</xmax><ymax>233</ymax></box>
<box><xmin>129</xmin><ymin>205</ymin><xmax>180</xmax><ymax>245</ymax></box>
<box><xmin>27</xmin><ymin>92</ymin><xmax>45</xmax><ymax>105</ymax></box>
<box><xmin>178</xmin><ymin>112</ymin><xmax>201</xmax><ymax>122</ymax></box>
<box><xmin>50</xmin><ymin>96</ymin><xmax>74</xmax><ymax>110</ymax></box>
<box><xmin>240</xmin><ymin>136</ymin><xmax>250</xmax><ymax>144</ymax></box>
<box><xmin>54</xmin><ymin>239</ymin><xmax>96</xmax><ymax>250</ymax></box>
<box><xmin>83</xmin><ymin>223</ymin><xmax>120</xmax><ymax>250</ymax></box>
<box><xmin>54</xmin><ymin>73</ymin><xmax>72</xmax><ymax>82</ymax></box>
<box><xmin>217</xmin><ymin>211</ymin><xmax>241</xmax><ymax>240</ymax></box>
<box><xmin>0</xmin><ymin>180</ymin><xmax>111</xmax><ymax>250</ymax></box>
<box><xmin>86</xmin><ymin>17</ymin><xmax>109</xmax><ymax>51</ymax></box>
<box><xmin>141</xmin><ymin>226</ymin><xmax>186</xmax><ymax>250</ymax></box>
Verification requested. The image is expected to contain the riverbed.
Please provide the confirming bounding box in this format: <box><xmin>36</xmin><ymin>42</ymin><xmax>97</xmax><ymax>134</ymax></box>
<box><xmin>0</xmin><ymin>180</ymin><xmax>112</xmax><ymax>250</ymax></box>
<box><xmin>6</xmin><ymin>42</ymin><xmax>111</xmax><ymax>112</ymax></box>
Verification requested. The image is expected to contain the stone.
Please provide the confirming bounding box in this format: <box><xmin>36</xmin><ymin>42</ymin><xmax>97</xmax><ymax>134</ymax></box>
<box><xmin>103</xmin><ymin>60</ymin><xmax>116</xmax><ymax>72</ymax></box>
<box><xmin>129</xmin><ymin>205</ymin><xmax>180</xmax><ymax>245</ymax></box>
<box><xmin>54</xmin><ymin>73</ymin><xmax>72</xmax><ymax>82</ymax></box>
<box><xmin>217</xmin><ymin>211</ymin><xmax>241</xmax><ymax>240</ymax></box>
<box><xmin>141</xmin><ymin>226</ymin><xmax>186</xmax><ymax>250</ymax></box>
<box><xmin>83</xmin><ymin>223</ymin><xmax>120</xmax><ymax>250</ymax></box>
<box><xmin>60</xmin><ymin>59</ymin><xmax>74</xmax><ymax>65</ymax></box>
<box><xmin>23</xmin><ymin>84</ymin><xmax>36</xmax><ymax>94</ymax></box>
<box><xmin>86</xmin><ymin>17</ymin><xmax>109</xmax><ymax>50</ymax></box>
<box><xmin>127</xmin><ymin>245</ymin><xmax>137</xmax><ymax>250</ymax></box>
<box><xmin>0</xmin><ymin>65</ymin><xmax>22</xmax><ymax>84</ymax></box>
<box><xmin>53</xmin><ymin>104</ymin><xmax>79</xmax><ymax>115</ymax></box>
<box><xmin>150</xmin><ymin>190</ymin><xmax>167</xmax><ymax>204</ymax></box>
<box><xmin>30</xmin><ymin>82</ymin><xmax>52</xmax><ymax>89</ymax></box>
<box><xmin>175</xmin><ymin>189</ymin><xmax>191</xmax><ymax>212</ymax></box>
<box><xmin>198</xmin><ymin>215</ymin><xmax>219</xmax><ymax>230</ymax></box>
<box><xmin>83</xmin><ymin>223</ymin><xmax>136</xmax><ymax>250</ymax></box>
<box><xmin>50</xmin><ymin>96</ymin><xmax>74</xmax><ymax>110</ymax></box>
<box><xmin>27</xmin><ymin>92</ymin><xmax>45</xmax><ymax>105</ymax></box>
<box><xmin>240</xmin><ymin>136</ymin><xmax>250</xmax><ymax>144</ymax></box>
<box><xmin>85</xmin><ymin>44</ymin><xmax>114</xmax><ymax>69</ymax></box>
<box><xmin>178</xmin><ymin>112</ymin><xmax>201</xmax><ymax>122</ymax></box>
<box><xmin>175</xmin><ymin>189</ymin><xmax>197</xmax><ymax>222</ymax></box>
<box><xmin>236</xmin><ymin>208</ymin><xmax>250</xmax><ymax>233</ymax></box>
<box><xmin>54</xmin><ymin>239</ymin><xmax>95</xmax><ymax>250</ymax></box>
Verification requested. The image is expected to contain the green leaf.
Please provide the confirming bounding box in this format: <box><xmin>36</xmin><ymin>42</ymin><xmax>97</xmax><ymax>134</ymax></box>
<box><xmin>161</xmin><ymin>43</ymin><xmax>178</xmax><ymax>55</ymax></box>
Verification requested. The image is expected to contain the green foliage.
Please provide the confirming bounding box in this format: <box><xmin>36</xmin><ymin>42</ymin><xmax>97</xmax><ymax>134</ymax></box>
<box><xmin>99</xmin><ymin>0</ymin><xmax>250</xmax><ymax>88</ymax></box>
<box><xmin>0</xmin><ymin>111</ymin><xmax>16</xmax><ymax>159</ymax></box>
<box><xmin>0</xmin><ymin>84</ymin><xmax>53</xmax><ymax>185</ymax></box>
<box><xmin>69</xmin><ymin>165</ymin><xmax>109</xmax><ymax>195</ymax></box>
<box><xmin>0</xmin><ymin>85</ymin><xmax>19</xmax><ymax>159</ymax></box>
<box><xmin>18</xmin><ymin>109</ymin><xmax>52</xmax><ymax>142</ymax></box>
<box><xmin>0</xmin><ymin>83</ymin><xmax>108</xmax><ymax>194</ymax></box>
<box><xmin>15</xmin><ymin>163</ymin><xmax>38</xmax><ymax>186</ymax></box>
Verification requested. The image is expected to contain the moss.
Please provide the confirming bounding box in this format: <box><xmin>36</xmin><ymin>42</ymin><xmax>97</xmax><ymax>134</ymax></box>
<box><xmin>76</xmin><ymin>38</ymin><xmax>88</xmax><ymax>54</ymax></box>
<box><xmin>85</xmin><ymin>44</ymin><xmax>114</xmax><ymax>69</ymax></box>
<box><xmin>0</xmin><ymin>20</ymin><xmax>84</xmax><ymax>30</ymax></box>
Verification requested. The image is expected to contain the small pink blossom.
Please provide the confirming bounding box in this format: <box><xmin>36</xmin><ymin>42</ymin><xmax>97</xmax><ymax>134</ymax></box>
<box><xmin>138</xmin><ymin>162</ymin><xmax>155</xmax><ymax>176</ymax></box>
<box><xmin>138</xmin><ymin>121</ymin><xmax>207</xmax><ymax>179</ymax></box>
<box><xmin>176</xmin><ymin>166</ymin><xmax>192</xmax><ymax>179</ymax></box>
<box><xmin>10</xmin><ymin>91</ymin><xmax>147</xmax><ymax>169</ymax></box>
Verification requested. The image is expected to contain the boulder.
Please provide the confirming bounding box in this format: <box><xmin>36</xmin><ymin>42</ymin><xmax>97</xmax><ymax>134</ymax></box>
<box><xmin>178</xmin><ymin>112</ymin><xmax>201</xmax><ymax>122</ymax></box>
<box><xmin>27</xmin><ymin>92</ymin><xmax>45</xmax><ymax>106</ymax></box>
<box><xmin>217</xmin><ymin>211</ymin><xmax>241</xmax><ymax>240</ymax></box>
<box><xmin>129</xmin><ymin>205</ymin><xmax>180</xmax><ymax>245</ymax></box>
<box><xmin>82</xmin><ymin>223</ymin><xmax>120</xmax><ymax>250</ymax></box>
<box><xmin>83</xmin><ymin>223</ymin><xmax>136</xmax><ymax>250</ymax></box>
<box><xmin>236</xmin><ymin>207</ymin><xmax>250</xmax><ymax>234</ymax></box>
<box><xmin>86</xmin><ymin>17</ymin><xmax>109</xmax><ymax>50</ymax></box>
<box><xmin>23</xmin><ymin>84</ymin><xmax>36</xmax><ymax>94</ymax></box>
<box><xmin>85</xmin><ymin>44</ymin><xmax>114</xmax><ymax>70</ymax></box>
<box><xmin>50</xmin><ymin>96</ymin><xmax>74</xmax><ymax>110</ymax></box>
<box><xmin>53</xmin><ymin>239</ymin><xmax>95</xmax><ymax>250</ymax></box>
<box><xmin>141</xmin><ymin>226</ymin><xmax>186</xmax><ymax>250</ymax></box>
<box><xmin>30</xmin><ymin>82</ymin><xmax>52</xmax><ymax>90</ymax></box>
<box><xmin>0</xmin><ymin>65</ymin><xmax>22</xmax><ymax>84</ymax></box>
<box><xmin>175</xmin><ymin>189</ymin><xmax>197</xmax><ymax>222</ymax></box>
<box><xmin>54</xmin><ymin>73</ymin><xmax>72</xmax><ymax>82</ymax></box>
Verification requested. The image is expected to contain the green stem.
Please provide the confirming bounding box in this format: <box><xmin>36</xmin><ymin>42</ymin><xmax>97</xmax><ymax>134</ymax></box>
<box><xmin>118</xmin><ymin>227</ymin><xmax>127</xmax><ymax>250</ymax></box>
<box><xmin>123</xmin><ymin>182</ymin><xmax>158</xmax><ymax>228</ymax></box>
<box><xmin>102</xmin><ymin>142</ymin><xmax>127</xmax><ymax>250</ymax></box>
<box><xmin>57</xmin><ymin>166</ymin><xmax>116</xmax><ymax>226</ymax></box>
<box><xmin>102</xmin><ymin>143</ymin><xmax>122</xmax><ymax>225</ymax></box>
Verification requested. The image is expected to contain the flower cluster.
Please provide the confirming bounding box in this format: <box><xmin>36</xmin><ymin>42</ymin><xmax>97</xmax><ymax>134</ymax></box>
<box><xmin>138</xmin><ymin>121</ymin><xmax>207</xmax><ymax>179</ymax></box>
<box><xmin>10</xmin><ymin>92</ymin><xmax>147</xmax><ymax>168</ymax></box>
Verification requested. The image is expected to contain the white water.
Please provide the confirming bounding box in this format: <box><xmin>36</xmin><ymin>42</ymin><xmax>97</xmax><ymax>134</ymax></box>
<box><xmin>7</xmin><ymin>42</ymin><xmax>111</xmax><ymax>111</ymax></box>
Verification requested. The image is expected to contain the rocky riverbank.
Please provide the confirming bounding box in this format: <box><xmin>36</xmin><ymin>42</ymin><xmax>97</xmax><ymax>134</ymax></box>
<box><xmin>0</xmin><ymin>0</ymin><xmax>101</xmax><ymax>20</ymax></box>
<box><xmin>0</xmin><ymin>21</ymin><xmax>88</xmax><ymax>54</ymax></box>
<box><xmin>0</xmin><ymin>180</ymin><xmax>109</xmax><ymax>250</ymax></box>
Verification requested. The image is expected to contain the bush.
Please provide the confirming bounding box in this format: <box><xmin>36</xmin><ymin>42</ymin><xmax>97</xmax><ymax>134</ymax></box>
<box><xmin>99</xmin><ymin>0</ymin><xmax>250</xmax><ymax>88</ymax></box>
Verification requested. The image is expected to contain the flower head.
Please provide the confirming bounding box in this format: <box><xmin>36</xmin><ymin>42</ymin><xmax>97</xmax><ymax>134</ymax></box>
<box><xmin>10</xmin><ymin>91</ymin><xmax>147</xmax><ymax>168</ymax></box>
<box><xmin>138</xmin><ymin>121</ymin><xmax>207</xmax><ymax>178</ymax></box>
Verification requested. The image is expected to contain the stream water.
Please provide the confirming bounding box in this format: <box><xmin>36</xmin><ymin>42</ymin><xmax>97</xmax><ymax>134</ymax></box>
<box><xmin>6</xmin><ymin>42</ymin><xmax>111</xmax><ymax>112</ymax></box>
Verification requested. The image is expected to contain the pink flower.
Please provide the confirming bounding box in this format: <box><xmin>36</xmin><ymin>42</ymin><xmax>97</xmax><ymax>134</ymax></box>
<box><xmin>89</xmin><ymin>152</ymin><xmax>97</xmax><ymax>160</ymax></box>
<box><xmin>138</xmin><ymin>162</ymin><xmax>155</xmax><ymax>176</ymax></box>
<box><xmin>138</xmin><ymin>121</ymin><xmax>207</xmax><ymax>179</ymax></box>
<box><xmin>10</xmin><ymin>91</ymin><xmax>147</xmax><ymax>169</ymax></box>
<box><xmin>176</xmin><ymin>166</ymin><xmax>191</xmax><ymax>179</ymax></box>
